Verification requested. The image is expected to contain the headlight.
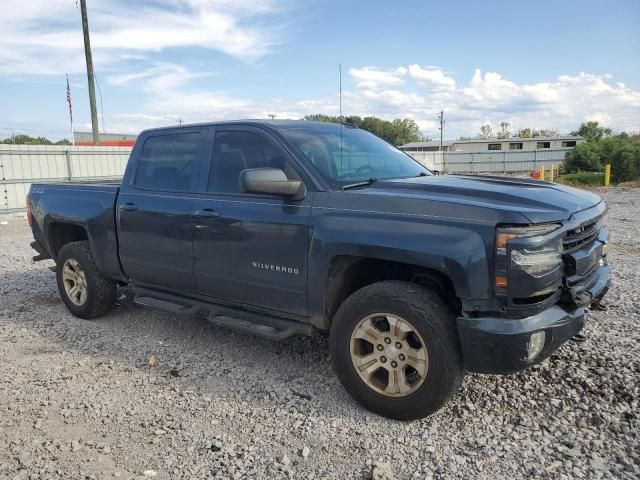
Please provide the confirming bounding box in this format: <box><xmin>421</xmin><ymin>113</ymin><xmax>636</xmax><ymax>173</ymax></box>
<box><xmin>495</xmin><ymin>224</ymin><xmax>562</xmax><ymax>292</ymax></box>
<box><xmin>511</xmin><ymin>244</ymin><xmax>562</xmax><ymax>277</ymax></box>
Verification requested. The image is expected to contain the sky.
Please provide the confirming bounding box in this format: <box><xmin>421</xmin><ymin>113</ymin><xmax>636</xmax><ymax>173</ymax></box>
<box><xmin>0</xmin><ymin>0</ymin><xmax>639</xmax><ymax>141</ymax></box>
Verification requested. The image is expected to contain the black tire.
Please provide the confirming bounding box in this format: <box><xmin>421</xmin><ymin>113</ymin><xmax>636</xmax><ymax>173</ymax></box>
<box><xmin>329</xmin><ymin>280</ymin><xmax>463</xmax><ymax>420</ymax></box>
<box><xmin>56</xmin><ymin>240</ymin><xmax>116</xmax><ymax>319</ymax></box>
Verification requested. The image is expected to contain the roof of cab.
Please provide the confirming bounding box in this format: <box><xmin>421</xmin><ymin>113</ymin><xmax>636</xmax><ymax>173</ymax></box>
<box><xmin>138</xmin><ymin>119</ymin><xmax>342</xmax><ymax>136</ymax></box>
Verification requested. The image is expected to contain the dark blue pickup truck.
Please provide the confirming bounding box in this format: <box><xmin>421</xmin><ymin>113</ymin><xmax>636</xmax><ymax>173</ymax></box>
<box><xmin>27</xmin><ymin>120</ymin><xmax>610</xmax><ymax>419</ymax></box>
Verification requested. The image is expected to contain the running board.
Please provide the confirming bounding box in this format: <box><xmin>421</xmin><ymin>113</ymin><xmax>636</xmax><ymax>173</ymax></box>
<box><xmin>133</xmin><ymin>295</ymin><xmax>199</xmax><ymax>314</ymax></box>
<box><xmin>132</xmin><ymin>286</ymin><xmax>315</xmax><ymax>340</ymax></box>
<box><xmin>208</xmin><ymin>311</ymin><xmax>314</xmax><ymax>340</ymax></box>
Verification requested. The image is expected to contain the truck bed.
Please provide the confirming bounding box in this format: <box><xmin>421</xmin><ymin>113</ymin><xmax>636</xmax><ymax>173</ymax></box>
<box><xmin>28</xmin><ymin>182</ymin><xmax>125</xmax><ymax>281</ymax></box>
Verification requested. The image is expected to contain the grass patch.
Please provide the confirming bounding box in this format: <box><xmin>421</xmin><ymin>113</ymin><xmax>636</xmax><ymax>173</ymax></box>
<box><xmin>556</xmin><ymin>171</ymin><xmax>605</xmax><ymax>186</ymax></box>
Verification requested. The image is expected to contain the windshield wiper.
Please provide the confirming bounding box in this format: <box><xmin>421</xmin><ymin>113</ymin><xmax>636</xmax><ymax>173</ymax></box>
<box><xmin>341</xmin><ymin>178</ymin><xmax>378</xmax><ymax>191</ymax></box>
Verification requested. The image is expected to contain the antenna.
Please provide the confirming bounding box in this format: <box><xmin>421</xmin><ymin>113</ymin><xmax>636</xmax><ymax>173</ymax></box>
<box><xmin>438</xmin><ymin>110</ymin><xmax>446</xmax><ymax>173</ymax></box>
<box><xmin>339</xmin><ymin>63</ymin><xmax>342</xmax><ymax>120</ymax></box>
<box><xmin>95</xmin><ymin>74</ymin><xmax>106</xmax><ymax>134</ymax></box>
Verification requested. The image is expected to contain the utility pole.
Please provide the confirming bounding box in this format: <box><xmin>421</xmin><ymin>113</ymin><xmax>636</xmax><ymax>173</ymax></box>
<box><xmin>177</xmin><ymin>117</ymin><xmax>183</xmax><ymax>126</ymax></box>
<box><xmin>438</xmin><ymin>110</ymin><xmax>445</xmax><ymax>173</ymax></box>
<box><xmin>79</xmin><ymin>0</ymin><xmax>100</xmax><ymax>145</ymax></box>
<box><xmin>267</xmin><ymin>114</ymin><xmax>276</xmax><ymax>120</ymax></box>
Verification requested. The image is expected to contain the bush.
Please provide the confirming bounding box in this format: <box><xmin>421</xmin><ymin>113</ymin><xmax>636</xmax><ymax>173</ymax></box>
<box><xmin>564</xmin><ymin>142</ymin><xmax>602</xmax><ymax>173</ymax></box>
<box><xmin>564</xmin><ymin>134</ymin><xmax>640</xmax><ymax>182</ymax></box>
<box><xmin>557</xmin><ymin>171</ymin><xmax>605</xmax><ymax>186</ymax></box>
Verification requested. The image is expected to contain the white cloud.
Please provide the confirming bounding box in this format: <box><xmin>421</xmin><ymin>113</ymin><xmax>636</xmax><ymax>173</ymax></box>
<box><xmin>408</xmin><ymin>64</ymin><xmax>455</xmax><ymax>90</ymax></box>
<box><xmin>0</xmin><ymin>0</ymin><xmax>286</xmax><ymax>76</ymax></box>
<box><xmin>348</xmin><ymin>66</ymin><xmax>407</xmax><ymax>90</ymax></box>
<box><xmin>462</xmin><ymin>69</ymin><xmax>520</xmax><ymax>103</ymax></box>
<box><xmin>107</xmin><ymin>64</ymin><xmax>216</xmax><ymax>93</ymax></box>
<box><xmin>106</xmin><ymin>66</ymin><xmax>639</xmax><ymax>140</ymax></box>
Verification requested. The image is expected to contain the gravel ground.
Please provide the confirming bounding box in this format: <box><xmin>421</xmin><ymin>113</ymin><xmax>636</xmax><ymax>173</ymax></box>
<box><xmin>0</xmin><ymin>187</ymin><xmax>638</xmax><ymax>480</ymax></box>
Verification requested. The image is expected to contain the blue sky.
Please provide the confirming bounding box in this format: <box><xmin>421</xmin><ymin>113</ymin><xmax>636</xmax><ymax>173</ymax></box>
<box><xmin>0</xmin><ymin>0</ymin><xmax>638</xmax><ymax>141</ymax></box>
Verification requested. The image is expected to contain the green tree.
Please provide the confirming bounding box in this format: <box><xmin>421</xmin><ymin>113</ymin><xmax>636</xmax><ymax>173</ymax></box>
<box><xmin>532</xmin><ymin>128</ymin><xmax>558</xmax><ymax>138</ymax></box>
<box><xmin>303</xmin><ymin>114</ymin><xmax>421</xmax><ymax>145</ymax></box>
<box><xmin>571</xmin><ymin>121</ymin><xmax>612</xmax><ymax>143</ymax></box>
<box><xmin>564</xmin><ymin>133</ymin><xmax>640</xmax><ymax>182</ymax></box>
<box><xmin>479</xmin><ymin>124</ymin><xmax>493</xmax><ymax>138</ymax></box>
<box><xmin>564</xmin><ymin>142</ymin><xmax>602</xmax><ymax>173</ymax></box>
<box><xmin>1</xmin><ymin>134</ymin><xmax>71</xmax><ymax>145</ymax></box>
<box><xmin>517</xmin><ymin>128</ymin><xmax>532</xmax><ymax>138</ymax></box>
<box><xmin>497</xmin><ymin>121</ymin><xmax>511</xmax><ymax>139</ymax></box>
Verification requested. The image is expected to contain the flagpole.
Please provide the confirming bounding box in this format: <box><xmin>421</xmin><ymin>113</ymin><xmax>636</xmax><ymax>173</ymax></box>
<box><xmin>67</xmin><ymin>74</ymin><xmax>74</xmax><ymax>146</ymax></box>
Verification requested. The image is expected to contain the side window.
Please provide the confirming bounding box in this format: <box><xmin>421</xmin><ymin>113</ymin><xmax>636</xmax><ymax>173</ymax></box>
<box><xmin>135</xmin><ymin>132</ymin><xmax>200</xmax><ymax>191</ymax></box>
<box><xmin>208</xmin><ymin>131</ymin><xmax>298</xmax><ymax>193</ymax></box>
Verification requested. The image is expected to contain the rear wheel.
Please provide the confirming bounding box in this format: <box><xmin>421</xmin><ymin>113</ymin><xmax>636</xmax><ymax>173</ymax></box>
<box><xmin>56</xmin><ymin>241</ymin><xmax>116</xmax><ymax>319</ymax></box>
<box><xmin>330</xmin><ymin>281</ymin><xmax>463</xmax><ymax>420</ymax></box>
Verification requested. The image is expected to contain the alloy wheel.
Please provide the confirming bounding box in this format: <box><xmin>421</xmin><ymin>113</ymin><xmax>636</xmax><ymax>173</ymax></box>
<box><xmin>349</xmin><ymin>313</ymin><xmax>429</xmax><ymax>397</ymax></box>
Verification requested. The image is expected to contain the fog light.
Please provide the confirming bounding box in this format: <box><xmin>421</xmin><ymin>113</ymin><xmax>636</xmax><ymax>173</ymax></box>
<box><xmin>527</xmin><ymin>331</ymin><xmax>546</xmax><ymax>362</ymax></box>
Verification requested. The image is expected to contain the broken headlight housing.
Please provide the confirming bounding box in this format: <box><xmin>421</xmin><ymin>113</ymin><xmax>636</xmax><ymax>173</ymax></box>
<box><xmin>495</xmin><ymin>224</ymin><xmax>562</xmax><ymax>294</ymax></box>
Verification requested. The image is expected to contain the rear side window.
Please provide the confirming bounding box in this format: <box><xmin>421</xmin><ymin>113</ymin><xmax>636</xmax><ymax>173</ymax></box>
<box><xmin>135</xmin><ymin>133</ymin><xmax>200</xmax><ymax>191</ymax></box>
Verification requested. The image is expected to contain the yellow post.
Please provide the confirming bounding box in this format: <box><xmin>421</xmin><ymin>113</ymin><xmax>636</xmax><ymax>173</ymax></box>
<box><xmin>550</xmin><ymin>164</ymin><xmax>554</xmax><ymax>182</ymax></box>
<box><xmin>604</xmin><ymin>164</ymin><xmax>611</xmax><ymax>186</ymax></box>
<box><xmin>540</xmin><ymin>164</ymin><xmax>545</xmax><ymax>181</ymax></box>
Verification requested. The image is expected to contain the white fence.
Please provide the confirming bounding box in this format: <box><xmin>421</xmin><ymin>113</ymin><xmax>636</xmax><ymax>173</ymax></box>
<box><xmin>408</xmin><ymin>149</ymin><xmax>569</xmax><ymax>174</ymax></box>
<box><xmin>0</xmin><ymin>145</ymin><xmax>131</xmax><ymax>212</ymax></box>
<box><xmin>1</xmin><ymin>145</ymin><xmax>572</xmax><ymax>213</ymax></box>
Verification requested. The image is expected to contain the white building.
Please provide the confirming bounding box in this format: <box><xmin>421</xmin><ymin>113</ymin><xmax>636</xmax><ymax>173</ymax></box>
<box><xmin>400</xmin><ymin>136</ymin><xmax>584</xmax><ymax>153</ymax></box>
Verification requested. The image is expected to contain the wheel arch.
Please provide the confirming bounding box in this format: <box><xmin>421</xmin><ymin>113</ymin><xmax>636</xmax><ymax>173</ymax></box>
<box><xmin>322</xmin><ymin>255</ymin><xmax>460</xmax><ymax>330</ymax></box>
<box><xmin>48</xmin><ymin>221</ymin><xmax>89</xmax><ymax>259</ymax></box>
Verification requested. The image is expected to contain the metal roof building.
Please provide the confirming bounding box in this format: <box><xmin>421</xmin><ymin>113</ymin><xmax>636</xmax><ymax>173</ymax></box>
<box><xmin>400</xmin><ymin>136</ymin><xmax>584</xmax><ymax>153</ymax></box>
<box><xmin>74</xmin><ymin>131</ymin><xmax>137</xmax><ymax>147</ymax></box>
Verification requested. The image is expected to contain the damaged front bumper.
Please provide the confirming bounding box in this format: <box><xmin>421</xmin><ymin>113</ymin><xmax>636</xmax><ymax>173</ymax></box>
<box><xmin>457</xmin><ymin>263</ymin><xmax>610</xmax><ymax>374</ymax></box>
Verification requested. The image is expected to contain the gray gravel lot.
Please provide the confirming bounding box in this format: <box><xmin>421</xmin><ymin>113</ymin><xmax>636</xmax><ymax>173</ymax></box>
<box><xmin>0</xmin><ymin>187</ymin><xmax>638</xmax><ymax>479</ymax></box>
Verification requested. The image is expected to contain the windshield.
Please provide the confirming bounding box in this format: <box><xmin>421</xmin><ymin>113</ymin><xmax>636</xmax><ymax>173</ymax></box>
<box><xmin>279</xmin><ymin>124</ymin><xmax>430</xmax><ymax>187</ymax></box>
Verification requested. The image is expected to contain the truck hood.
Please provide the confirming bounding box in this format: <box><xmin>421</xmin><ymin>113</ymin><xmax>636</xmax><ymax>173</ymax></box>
<box><xmin>364</xmin><ymin>175</ymin><xmax>603</xmax><ymax>223</ymax></box>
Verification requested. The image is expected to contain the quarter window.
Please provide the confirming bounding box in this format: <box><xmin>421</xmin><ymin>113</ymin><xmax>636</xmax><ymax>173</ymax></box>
<box><xmin>488</xmin><ymin>143</ymin><xmax>502</xmax><ymax>151</ymax></box>
<box><xmin>135</xmin><ymin>132</ymin><xmax>200</xmax><ymax>191</ymax></box>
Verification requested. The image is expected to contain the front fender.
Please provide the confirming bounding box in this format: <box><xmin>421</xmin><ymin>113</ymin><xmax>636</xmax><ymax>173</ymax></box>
<box><xmin>308</xmin><ymin>213</ymin><xmax>493</xmax><ymax>322</ymax></box>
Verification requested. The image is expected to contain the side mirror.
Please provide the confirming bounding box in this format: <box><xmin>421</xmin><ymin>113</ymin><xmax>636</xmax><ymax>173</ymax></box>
<box><xmin>240</xmin><ymin>168</ymin><xmax>304</xmax><ymax>197</ymax></box>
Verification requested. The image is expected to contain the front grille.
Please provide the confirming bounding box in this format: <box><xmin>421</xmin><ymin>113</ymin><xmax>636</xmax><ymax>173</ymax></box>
<box><xmin>563</xmin><ymin>218</ymin><xmax>600</xmax><ymax>253</ymax></box>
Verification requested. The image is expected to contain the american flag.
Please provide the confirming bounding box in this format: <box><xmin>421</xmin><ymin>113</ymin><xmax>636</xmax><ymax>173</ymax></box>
<box><xmin>66</xmin><ymin>75</ymin><xmax>73</xmax><ymax>124</ymax></box>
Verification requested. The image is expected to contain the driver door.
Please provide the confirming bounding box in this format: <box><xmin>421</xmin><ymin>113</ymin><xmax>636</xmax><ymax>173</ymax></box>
<box><xmin>192</xmin><ymin>126</ymin><xmax>313</xmax><ymax>316</ymax></box>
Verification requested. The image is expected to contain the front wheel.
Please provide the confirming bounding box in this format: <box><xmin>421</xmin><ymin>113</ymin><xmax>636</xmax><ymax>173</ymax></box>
<box><xmin>56</xmin><ymin>241</ymin><xmax>116</xmax><ymax>319</ymax></box>
<box><xmin>329</xmin><ymin>281</ymin><xmax>463</xmax><ymax>420</ymax></box>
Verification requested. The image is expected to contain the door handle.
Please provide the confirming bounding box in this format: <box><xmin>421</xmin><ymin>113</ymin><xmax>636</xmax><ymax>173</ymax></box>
<box><xmin>193</xmin><ymin>208</ymin><xmax>219</xmax><ymax>218</ymax></box>
<box><xmin>120</xmin><ymin>203</ymin><xmax>138</xmax><ymax>212</ymax></box>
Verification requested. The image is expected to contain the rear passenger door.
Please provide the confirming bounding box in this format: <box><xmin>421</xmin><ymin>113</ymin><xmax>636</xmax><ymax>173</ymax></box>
<box><xmin>192</xmin><ymin>126</ymin><xmax>313</xmax><ymax>316</ymax></box>
<box><xmin>117</xmin><ymin>128</ymin><xmax>207</xmax><ymax>292</ymax></box>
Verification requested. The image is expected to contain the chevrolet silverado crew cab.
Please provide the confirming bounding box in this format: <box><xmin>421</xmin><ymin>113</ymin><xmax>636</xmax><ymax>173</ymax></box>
<box><xmin>27</xmin><ymin>120</ymin><xmax>611</xmax><ymax>420</ymax></box>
